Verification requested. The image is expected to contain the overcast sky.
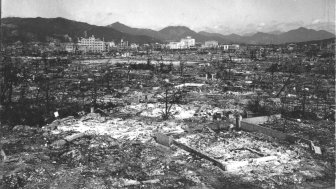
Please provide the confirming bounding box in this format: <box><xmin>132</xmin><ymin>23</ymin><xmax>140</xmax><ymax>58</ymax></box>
<box><xmin>2</xmin><ymin>0</ymin><xmax>335</xmax><ymax>34</ymax></box>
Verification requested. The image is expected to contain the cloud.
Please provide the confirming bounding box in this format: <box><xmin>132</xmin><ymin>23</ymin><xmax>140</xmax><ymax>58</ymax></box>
<box><xmin>312</xmin><ymin>19</ymin><xmax>321</xmax><ymax>24</ymax></box>
<box><xmin>195</xmin><ymin>25</ymin><xmax>234</xmax><ymax>34</ymax></box>
<box><xmin>258</xmin><ymin>22</ymin><xmax>266</xmax><ymax>27</ymax></box>
<box><xmin>218</xmin><ymin>21</ymin><xmax>307</xmax><ymax>35</ymax></box>
<box><xmin>257</xmin><ymin>22</ymin><xmax>266</xmax><ymax>30</ymax></box>
<box><xmin>305</xmin><ymin>21</ymin><xmax>336</xmax><ymax>34</ymax></box>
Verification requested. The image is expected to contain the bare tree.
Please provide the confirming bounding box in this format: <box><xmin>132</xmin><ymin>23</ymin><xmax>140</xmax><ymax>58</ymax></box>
<box><xmin>159</xmin><ymin>79</ymin><xmax>185</xmax><ymax>120</ymax></box>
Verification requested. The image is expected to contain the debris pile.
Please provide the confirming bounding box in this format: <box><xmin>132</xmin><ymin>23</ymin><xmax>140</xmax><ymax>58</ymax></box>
<box><xmin>1</xmin><ymin>111</ymin><xmax>335</xmax><ymax>188</ymax></box>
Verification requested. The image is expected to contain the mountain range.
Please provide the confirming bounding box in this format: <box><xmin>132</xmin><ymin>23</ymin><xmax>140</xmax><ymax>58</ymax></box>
<box><xmin>108</xmin><ymin>22</ymin><xmax>335</xmax><ymax>44</ymax></box>
<box><xmin>1</xmin><ymin>17</ymin><xmax>335</xmax><ymax>45</ymax></box>
<box><xmin>1</xmin><ymin>17</ymin><xmax>160</xmax><ymax>44</ymax></box>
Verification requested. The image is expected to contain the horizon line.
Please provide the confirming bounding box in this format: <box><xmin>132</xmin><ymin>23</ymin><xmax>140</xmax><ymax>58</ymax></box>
<box><xmin>2</xmin><ymin>16</ymin><xmax>335</xmax><ymax>36</ymax></box>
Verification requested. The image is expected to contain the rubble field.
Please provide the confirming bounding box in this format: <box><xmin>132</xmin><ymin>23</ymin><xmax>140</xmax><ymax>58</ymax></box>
<box><xmin>1</xmin><ymin>104</ymin><xmax>334</xmax><ymax>189</ymax></box>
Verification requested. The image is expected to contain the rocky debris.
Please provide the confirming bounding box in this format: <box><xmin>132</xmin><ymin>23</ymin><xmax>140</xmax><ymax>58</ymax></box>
<box><xmin>262</xmin><ymin>118</ymin><xmax>335</xmax><ymax>157</ymax></box>
<box><xmin>54</xmin><ymin>114</ymin><xmax>187</xmax><ymax>142</ymax></box>
<box><xmin>172</xmin><ymin>129</ymin><xmax>333</xmax><ymax>185</ymax></box>
<box><xmin>80</xmin><ymin>113</ymin><xmax>106</xmax><ymax>122</ymax></box>
<box><xmin>12</xmin><ymin>125</ymin><xmax>36</xmax><ymax>132</ymax></box>
<box><xmin>51</xmin><ymin>133</ymin><xmax>86</xmax><ymax>148</ymax></box>
<box><xmin>1</xmin><ymin>110</ymin><xmax>335</xmax><ymax>188</ymax></box>
<box><xmin>43</xmin><ymin>116</ymin><xmax>77</xmax><ymax>131</ymax></box>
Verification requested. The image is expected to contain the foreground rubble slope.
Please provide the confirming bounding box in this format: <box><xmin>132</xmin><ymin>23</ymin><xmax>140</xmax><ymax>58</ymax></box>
<box><xmin>0</xmin><ymin>109</ymin><xmax>335</xmax><ymax>189</ymax></box>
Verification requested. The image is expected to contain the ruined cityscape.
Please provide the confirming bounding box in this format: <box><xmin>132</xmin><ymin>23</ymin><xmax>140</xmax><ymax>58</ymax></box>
<box><xmin>0</xmin><ymin>0</ymin><xmax>335</xmax><ymax>188</ymax></box>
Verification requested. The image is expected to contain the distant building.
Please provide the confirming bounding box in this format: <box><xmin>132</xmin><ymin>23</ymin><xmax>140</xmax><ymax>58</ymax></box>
<box><xmin>63</xmin><ymin>43</ymin><xmax>75</xmax><ymax>53</ymax></box>
<box><xmin>287</xmin><ymin>43</ymin><xmax>297</xmax><ymax>51</ymax></box>
<box><xmin>180</xmin><ymin>36</ymin><xmax>195</xmax><ymax>48</ymax></box>
<box><xmin>222</xmin><ymin>44</ymin><xmax>239</xmax><ymax>51</ymax></box>
<box><xmin>119</xmin><ymin>39</ymin><xmax>128</xmax><ymax>48</ymax></box>
<box><xmin>104</xmin><ymin>41</ymin><xmax>116</xmax><ymax>51</ymax></box>
<box><xmin>106</xmin><ymin>41</ymin><xmax>116</xmax><ymax>48</ymax></box>
<box><xmin>77</xmin><ymin>35</ymin><xmax>105</xmax><ymax>53</ymax></box>
<box><xmin>327</xmin><ymin>42</ymin><xmax>336</xmax><ymax>50</ymax></box>
<box><xmin>168</xmin><ymin>36</ymin><xmax>195</xmax><ymax>49</ymax></box>
<box><xmin>130</xmin><ymin>43</ymin><xmax>139</xmax><ymax>49</ymax></box>
<box><xmin>152</xmin><ymin>43</ymin><xmax>162</xmax><ymax>50</ymax></box>
<box><xmin>204</xmin><ymin>41</ymin><xmax>218</xmax><ymax>48</ymax></box>
<box><xmin>168</xmin><ymin>42</ymin><xmax>182</xmax><ymax>49</ymax></box>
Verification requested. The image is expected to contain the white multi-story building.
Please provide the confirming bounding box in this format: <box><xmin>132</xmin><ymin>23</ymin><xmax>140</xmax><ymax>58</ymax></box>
<box><xmin>180</xmin><ymin>36</ymin><xmax>195</xmax><ymax>48</ymax></box>
<box><xmin>204</xmin><ymin>41</ymin><xmax>218</xmax><ymax>48</ymax></box>
<box><xmin>168</xmin><ymin>36</ymin><xmax>195</xmax><ymax>49</ymax></box>
<box><xmin>78</xmin><ymin>35</ymin><xmax>105</xmax><ymax>53</ymax></box>
<box><xmin>222</xmin><ymin>44</ymin><xmax>240</xmax><ymax>51</ymax></box>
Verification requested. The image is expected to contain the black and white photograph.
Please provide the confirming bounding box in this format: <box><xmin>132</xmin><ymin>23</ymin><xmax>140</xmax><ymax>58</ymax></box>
<box><xmin>0</xmin><ymin>0</ymin><xmax>335</xmax><ymax>188</ymax></box>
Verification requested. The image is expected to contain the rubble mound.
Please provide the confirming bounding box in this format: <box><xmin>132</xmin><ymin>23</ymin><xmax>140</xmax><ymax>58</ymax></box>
<box><xmin>0</xmin><ymin>111</ymin><xmax>335</xmax><ymax>189</ymax></box>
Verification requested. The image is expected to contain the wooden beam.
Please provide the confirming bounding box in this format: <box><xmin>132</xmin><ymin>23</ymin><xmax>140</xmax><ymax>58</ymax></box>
<box><xmin>172</xmin><ymin>140</ymin><xmax>227</xmax><ymax>171</ymax></box>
